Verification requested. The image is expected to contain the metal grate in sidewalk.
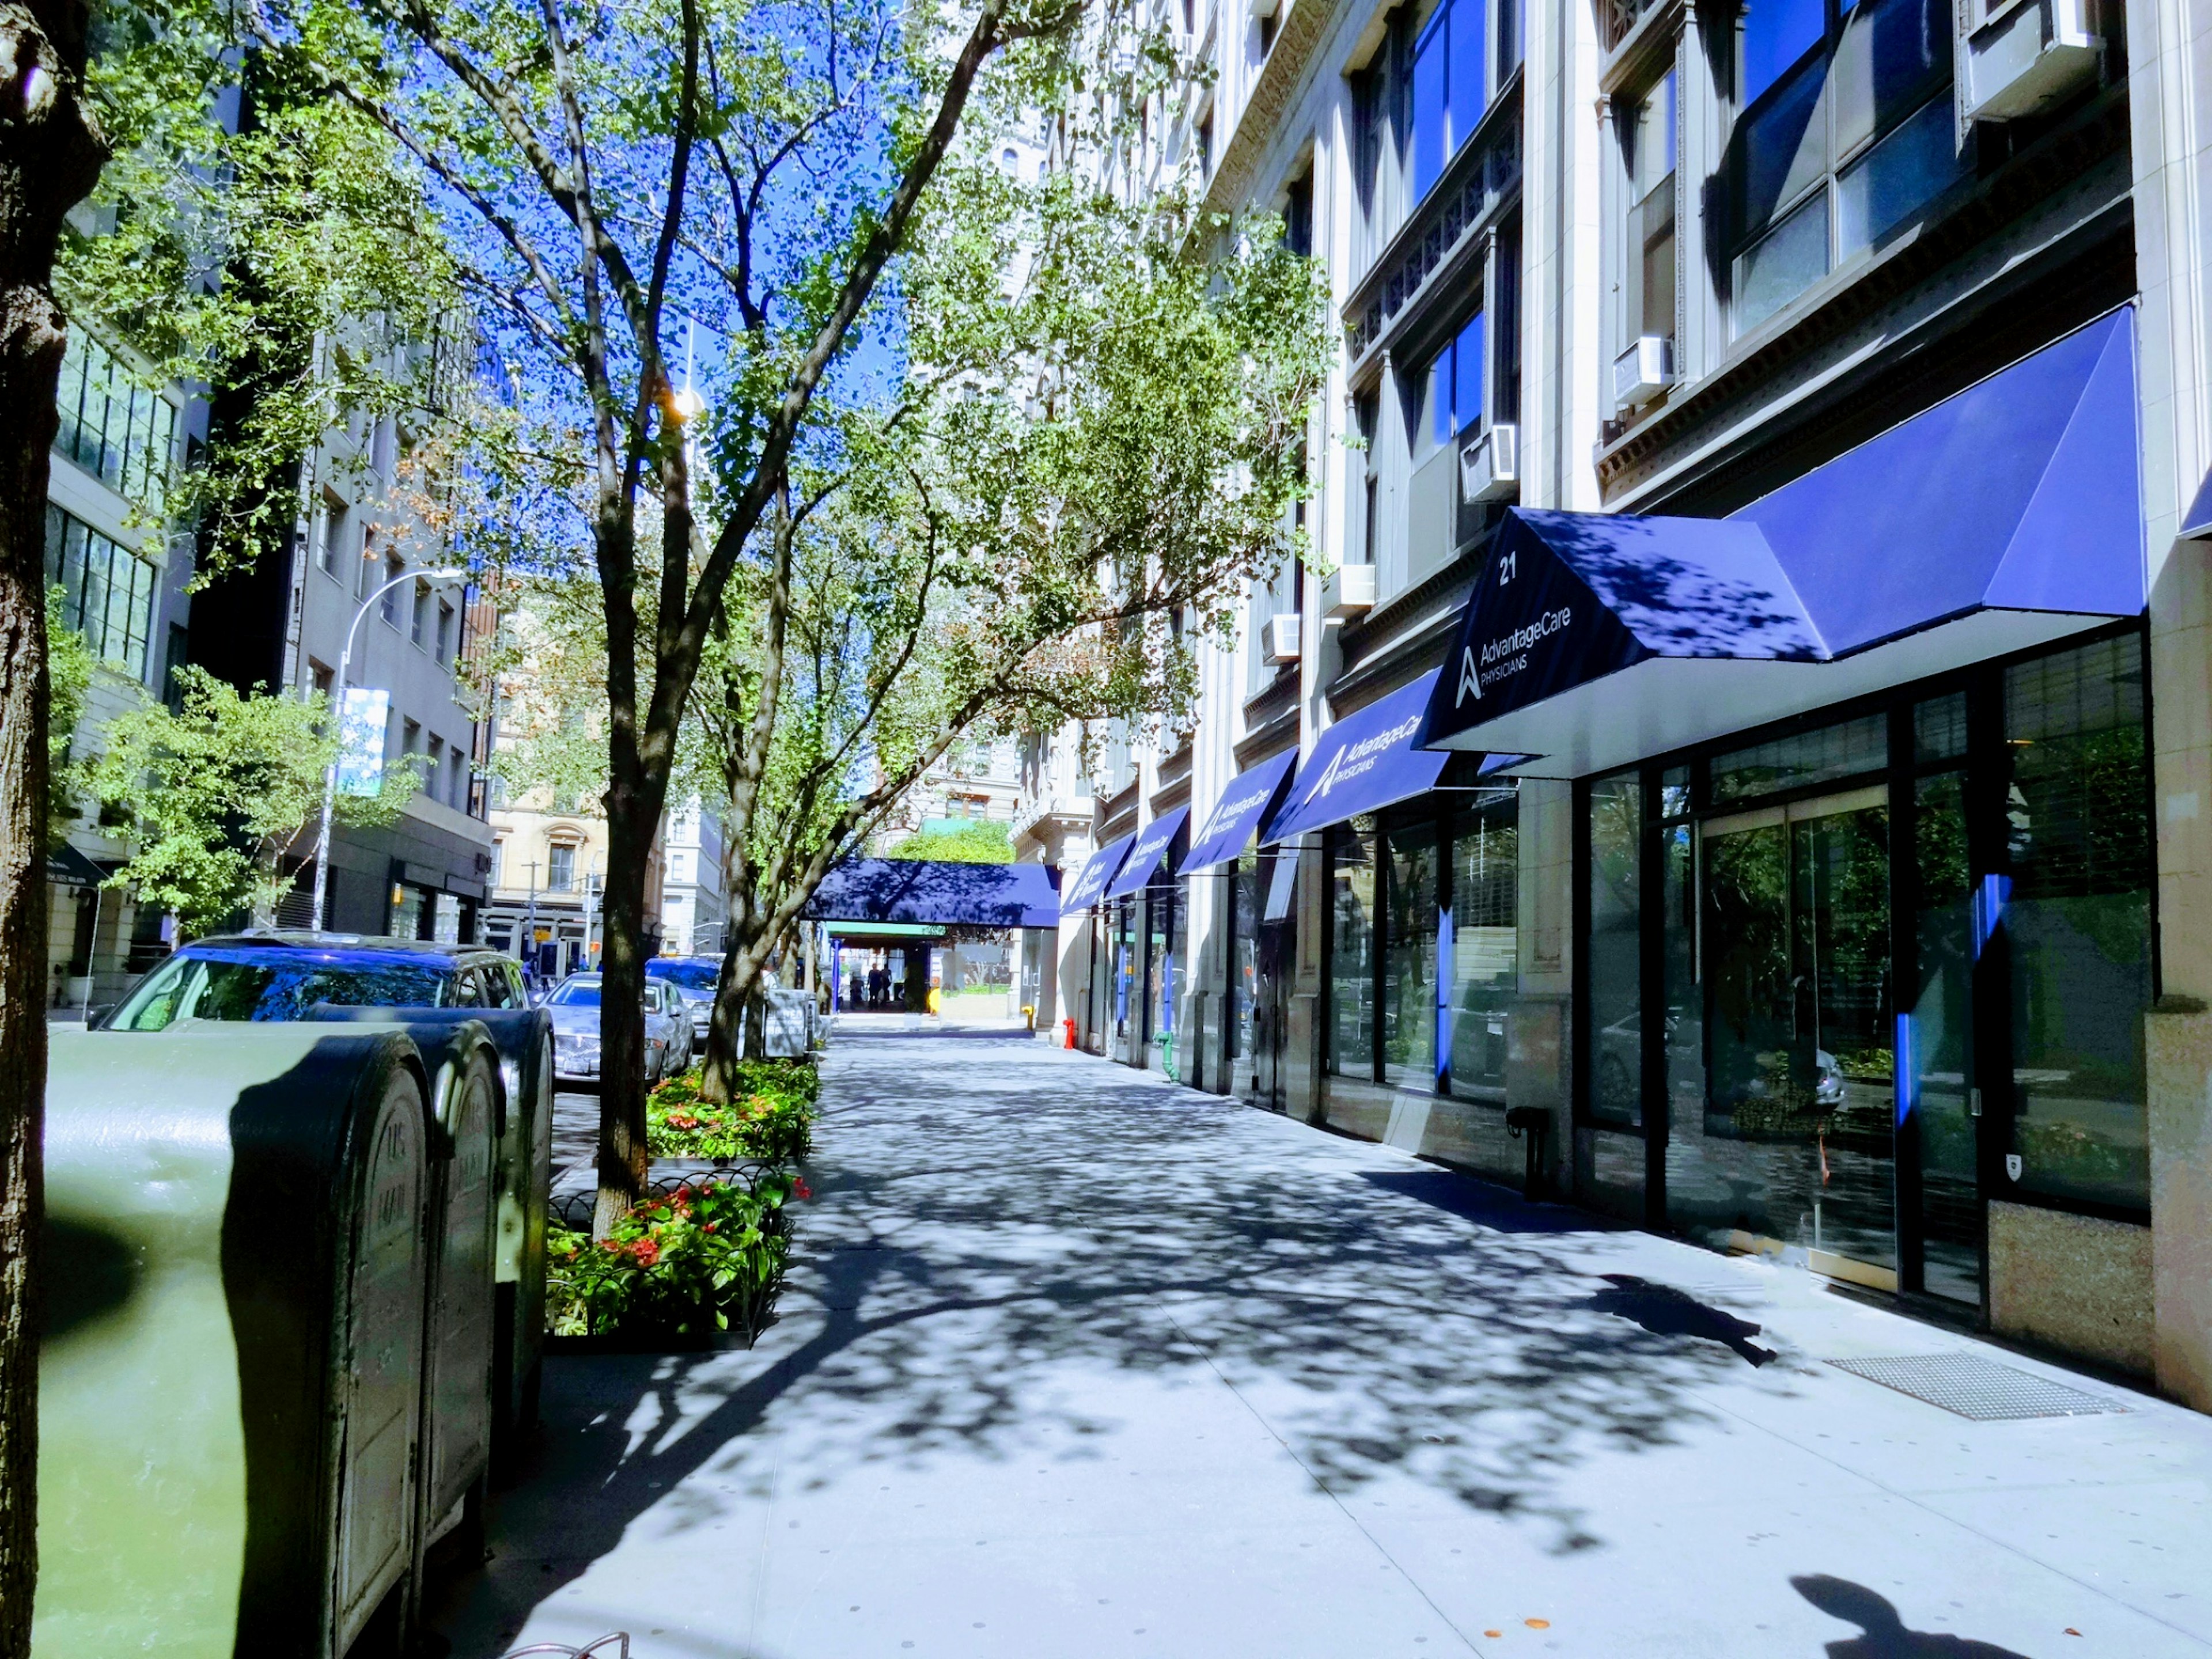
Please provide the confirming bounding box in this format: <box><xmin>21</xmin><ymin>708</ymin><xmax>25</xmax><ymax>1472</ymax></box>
<box><xmin>1825</xmin><ymin>1353</ymin><xmax>2126</xmax><ymax>1420</ymax></box>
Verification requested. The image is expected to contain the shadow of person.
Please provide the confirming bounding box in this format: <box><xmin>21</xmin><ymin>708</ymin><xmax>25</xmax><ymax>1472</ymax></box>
<box><xmin>1586</xmin><ymin>1274</ymin><xmax>1777</xmax><ymax>1367</ymax></box>
<box><xmin>1793</xmin><ymin>1575</ymin><xmax>2031</xmax><ymax>1657</ymax></box>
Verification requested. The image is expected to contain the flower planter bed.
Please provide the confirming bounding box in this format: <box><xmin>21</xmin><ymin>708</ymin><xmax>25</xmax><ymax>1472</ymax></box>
<box><xmin>646</xmin><ymin>1058</ymin><xmax>817</xmax><ymax>1164</ymax></box>
<box><xmin>546</xmin><ymin>1166</ymin><xmax>811</xmax><ymax>1348</ymax></box>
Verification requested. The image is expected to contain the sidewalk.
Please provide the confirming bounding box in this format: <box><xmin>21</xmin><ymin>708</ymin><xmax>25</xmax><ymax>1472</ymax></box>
<box><xmin>440</xmin><ymin>1025</ymin><xmax>2212</xmax><ymax>1659</ymax></box>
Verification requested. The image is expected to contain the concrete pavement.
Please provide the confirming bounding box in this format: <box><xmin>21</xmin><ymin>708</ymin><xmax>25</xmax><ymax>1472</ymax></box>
<box><xmin>446</xmin><ymin>1022</ymin><xmax>2212</xmax><ymax>1659</ymax></box>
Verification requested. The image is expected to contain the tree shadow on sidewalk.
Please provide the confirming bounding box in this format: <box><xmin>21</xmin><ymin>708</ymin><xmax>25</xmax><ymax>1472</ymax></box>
<box><xmin>1791</xmin><ymin>1575</ymin><xmax>2032</xmax><ymax>1657</ymax></box>
<box><xmin>440</xmin><ymin>1031</ymin><xmax>1808</xmax><ymax>1653</ymax></box>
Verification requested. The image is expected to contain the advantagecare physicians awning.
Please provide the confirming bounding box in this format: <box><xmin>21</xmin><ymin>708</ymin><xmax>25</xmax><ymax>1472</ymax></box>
<box><xmin>1265</xmin><ymin>670</ymin><xmax>1451</xmax><ymax>843</ymax></box>
<box><xmin>802</xmin><ymin>858</ymin><xmax>1062</xmax><ymax>929</ymax></box>
<box><xmin>1419</xmin><ymin>308</ymin><xmax>2146</xmax><ymax>777</ymax></box>
<box><xmin>1181</xmin><ymin>749</ymin><xmax>1298</xmax><ymax>872</ymax></box>
<box><xmin>1061</xmin><ymin>832</ymin><xmax>1135</xmax><ymax>912</ymax></box>
<box><xmin>1104</xmin><ymin>805</ymin><xmax>1190</xmax><ymax>900</ymax></box>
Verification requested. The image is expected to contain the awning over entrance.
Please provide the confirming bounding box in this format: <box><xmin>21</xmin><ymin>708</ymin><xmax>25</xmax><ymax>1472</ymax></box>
<box><xmin>1062</xmin><ymin>832</ymin><xmax>1135</xmax><ymax>912</ymax></box>
<box><xmin>1265</xmin><ymin>671</ymin><xmax>1449</xmax><ymax>843</ymax></box>
<box><xmin>802</xmin><ymin>859</ymin><xmax>1061</xmax><ymax>929</ymax></box>
<box><xmin>1182</xmin><ymin>749</ymin><xmax>1297</xmax><ymax>872</ymax></box>
<box><xmin>47</xmin><ymin>845</ymin><xmax>110</xmax><ymax>888</ymax></box>
<box><xmin>1420</xmin><ymin>309</ymin><xmax>2146</xmax><ymax>778</ymax></box>
<box><xmin>1104</xmin><ymin>806</ymin><xmax>1190</xmax><ymax>900</ymax></box>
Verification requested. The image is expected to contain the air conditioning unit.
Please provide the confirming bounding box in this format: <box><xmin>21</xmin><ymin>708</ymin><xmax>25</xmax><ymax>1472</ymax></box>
<box><xmin>1613</xmin><ymin>336</ymin><xmax>1674</xmax><ymax>409</ymax></box>
<box><xmin>1460</xmin><ymin>423</ymin><xmax>1519</xmax><ymax>503</ymax></box>
<box><xmin>1323</xmin><ymin>562</ymin><xmax>1376</xmax><ymax>619</ymax></box>
<box><xmin>1965</xmin><ymin>0</ymin><xmax>2099</xmax><ymax>122</ymax></box>
<box><xmin>1263</xmin><ymin>612</ymin><xmax>1302</xmax><ymax>664</ymax></box>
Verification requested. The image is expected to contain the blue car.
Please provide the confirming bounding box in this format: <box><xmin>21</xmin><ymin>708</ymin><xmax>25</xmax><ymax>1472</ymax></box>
<box><xmin>100</xmin><ymin>931</ymin><xmax>536</xmax><ymax>1029</ymax></box>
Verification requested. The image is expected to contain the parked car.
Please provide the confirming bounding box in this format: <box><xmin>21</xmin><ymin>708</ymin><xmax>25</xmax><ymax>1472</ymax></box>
<box><xmin>100</xmin><ymin>931</ymin><xmax>535</xmax><ymax>1029</ymax></box>
<box><xmin>652</xmin><ymin>978</ymin><xmax>694</xmax><ymax>1072</ymax></box>
<box><xmin>543</xmin><ymin>972</ymin><xmax>686</xmax><ymax>1085</ymax></box>
<box><xmin>645</xmin><ymin>955</ymin><xmax>720</xmax><ymax>1045</ymax></box>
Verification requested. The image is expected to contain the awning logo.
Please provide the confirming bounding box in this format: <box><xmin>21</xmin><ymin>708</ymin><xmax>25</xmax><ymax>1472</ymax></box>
<box><xmin>1302</xmin><ymin>714</ymin><xmax>1422</xmax><ymax>803</ymax></box>
<box><xmin>1456</xmin><ymin>604</ymin><xmax>1573</xmax><ymax>707</ymax></box>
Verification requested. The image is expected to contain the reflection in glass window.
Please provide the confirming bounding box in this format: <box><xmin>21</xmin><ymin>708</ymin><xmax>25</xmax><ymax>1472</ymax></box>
<box><xmin>1410</xmin><ymin>0</ymin><xmax>1491</xmax><ymax>202</ymax></box>
<box><xmin>53</xmin><ymin>329</ymin><xmax>179</xmax><ymax>513</ymax></box>
<box><xmin>1449</xmin><ymin>800</ymin><xmax>1517</xmax><ymax>1099</ymax></box>
<box><xmin>1624</xmin><ymin>73</ymin><xmax>1678</xmax><ymax>349</ymax></box>
<box><xmin>44</xmin><ymin>504</ymin><xmax>157</xmax><ymax>680</ymax></box>
<box><xmin>1585</xmin><ymin>770</ymin><xmax>1642</xmax><ymax>1127</ymax></box>
<box><xmin>1711</xmin><ymin>713</ymin><xmax>1887</xmax><ymax>802</ymax></box>
<box><xmin>1382</xmin><ymin>822</ymin><xmax>1438</xmax><ymax>1089</ymax></box>
<box><xmin>1912</xmin><ymin>770</ymin><xmax>1980</xmax><ymax>1304</ymax></box>
<box><xmin>1741</xmin><ymin>0</ymin><xmax>1824</xmax><ymax>106</ymax></box>
<box><xmin>1423</xmin><ymin>310</ymin><xmax>1486</xmax><ymax>450</ymax></box>
<box><xmin>110</xmin><ymin>952</ymin><xmax>454</xmax><ymax>1028</ymax></box>
<box><xmin>1328</xmin><ymin>827</ymin><xmax>1377</xmax><ymax>1076</ymax></box>
<box><xmin>2004</xmin><ymin>636</ymin><xmax>2152</xmax><ymax>1211</ymax></box>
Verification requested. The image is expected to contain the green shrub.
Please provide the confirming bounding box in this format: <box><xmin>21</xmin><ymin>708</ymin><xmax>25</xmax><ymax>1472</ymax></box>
<box><xmin>546</xmin><ymin>1172</ymin><xmax>810</xmax><ymax>1343</ymax></box>
<box><xmin>647</xmin><ymin>1059</ymin><xmax>817</xmax><ymax>1163</ymax></box>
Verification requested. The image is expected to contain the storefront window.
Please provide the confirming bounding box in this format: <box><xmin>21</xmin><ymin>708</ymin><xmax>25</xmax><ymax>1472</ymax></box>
<box><xmin>1449</xmin><ymin>800</ymin><xmax>1516</xmax><ymax>1099</ymax></box>
<box><xmin>1660</xmin><ymin>786</ymin><xmax>1705</xmax><ymax>1210</ymax></box>
<box><xmin>1382</xmin><ymin>822</ymin><xmax>1439</xmax><ymax>1090</ymax></box>
<box><xmin>1113</xmin><ymin>899</ymin><xmax>1138</xmax><ymax>1046</ymax></box>
<box><xmin>1585</xmin><ymin>769</ymin><xmax>1642</xmax><ymax>1127</ymax></box>
<box><xmin>1711</xmin><ymin>713</ymin><xmax>1885</xmax><ymax>802</ymax></box>
<box><xmin>1232</xmin><ymin>851</ymin><xmax>1262</xmax><ymax>1075</ymax></box>
<box><xmin>1912</xmin><ymin>766</ymin><xmax>1979</xmax><ymax>1302</ymax></box>
<box><xmin>1328</xmin><ymin>827</ymin><xmax>1377</xmax><ymax>1077</ymax></box>
<box><xmin>2003</xmin><ymin>637</ymin><xmax>2152</xmax><ymax>1211</ymax></box>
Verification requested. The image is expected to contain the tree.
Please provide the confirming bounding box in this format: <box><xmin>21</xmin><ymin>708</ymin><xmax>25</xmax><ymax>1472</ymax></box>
<box><xmin>0</xmin><ymin>0</ymin><xmax>105</xmax><ymax>1638</ymax></box>
<box><xmin>888</xmin><ymin>821</ymin><xmax>1014</xmax><ymax>863</ymax></box>
<box><xmin>242</xmin><ymin>0</ymin><xmax>1128</xmax><ymax>1236</ymax></box>
<box><xmin>88</xmin><ymin>668</ymin><xmax>421</xmax><ymax>938</ymax></box>
<box><xmin>686</xmin><ymin>166</ymin><xmax>1326</xmax><ymax>1095</ymax></box>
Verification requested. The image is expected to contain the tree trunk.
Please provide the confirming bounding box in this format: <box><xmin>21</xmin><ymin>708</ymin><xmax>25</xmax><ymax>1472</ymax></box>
<box><xmin>699</xmin><ymin>910</ymin><xmax>768</xmax><ymax>1101</ymax></box>
<box><xmin>590</xmin><ymin>786</ymin><xmax>659</xmax><ymax>1237</ymax></box>
<box><xmin>0</xmin><ymin>5</ymin><xmax>103</xmax><ymax>1648</ymax></box>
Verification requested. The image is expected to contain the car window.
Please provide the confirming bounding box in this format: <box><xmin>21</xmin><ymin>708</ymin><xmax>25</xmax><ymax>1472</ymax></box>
<box><xmin>546</xmin><ymin>979</ymin><xmax>601</xmax><ymax>1007</ymax></box>
<box><xmin>471</xmin><ymin>960</ymin><xmax>513</xmax><ymax>1009</ymax></box>
<box><xmin>453</xmin><ymin>965</ymin><xmax>484</xmax><ymax>1006</ymax></box>
<box><xmin>646</xmin><ymin>959</ymin><xmax>720</xmax><ymax>990</ymax></box>
<box><xmin>108</xmin><ymin>952</ymin><xmax>454</xmax><ymax>1029</ymax></box>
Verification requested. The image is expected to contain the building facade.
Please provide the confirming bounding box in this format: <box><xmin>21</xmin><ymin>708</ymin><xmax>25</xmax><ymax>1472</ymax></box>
<box><xmin>479</xmin><ymin>801</ymin><xmax>669</xmax><ymax>979</ymax></box>
<box><xmin>1024</xmin><ymin>0</ymin><xmax>2212</xmax><ymax>1407</ymax></box>
<box><xmin>42</xmin><ymin>321</ymin><xmax>203</xmax><ymax>1012</ymax></box>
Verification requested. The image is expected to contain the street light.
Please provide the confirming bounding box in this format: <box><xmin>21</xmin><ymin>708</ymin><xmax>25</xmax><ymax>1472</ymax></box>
<box><xmin>311</xmin><ymin>564</ymin><xmax>470</xmax><ymax>931</ymax></box>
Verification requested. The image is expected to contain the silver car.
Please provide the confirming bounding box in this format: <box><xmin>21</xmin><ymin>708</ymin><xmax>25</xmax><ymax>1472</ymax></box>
<box><xmin>646</xmin><ymin>955</ymin><xmax>720</xmax><ymax>1047</ymax></box>
<box><xmin>544</xmin><ymin>972</ymin><xmax>686</xmax><ymax>1085</ymax></box>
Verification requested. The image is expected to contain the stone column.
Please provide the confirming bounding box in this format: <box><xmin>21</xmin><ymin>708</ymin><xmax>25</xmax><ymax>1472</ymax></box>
<box><xmin>2132</xmin><ymin>0</ymin><xmax>2212</xmax><ymax>1410</ymax></box>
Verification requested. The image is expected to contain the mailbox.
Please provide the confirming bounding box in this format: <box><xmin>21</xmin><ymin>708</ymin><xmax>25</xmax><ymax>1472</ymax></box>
<box><xmin>39</xmin><ymin>1025</ymin><xmax>436</xmax><ymax>1658</ymax></box>
<box><xmin>312</xmin><ymin>1006</ymin><xmax>554</xmax><ymax>1471</ymax></box>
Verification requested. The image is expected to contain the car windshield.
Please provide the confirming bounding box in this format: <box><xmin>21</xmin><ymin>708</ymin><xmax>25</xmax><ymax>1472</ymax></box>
<box><xmin>646</xmin><ymin>959</ymin><xmax>719</xmax><ymax>990</ymax></box>
<box><xmin>547</xmin><ymin>980</ymin><xmax>602</xmax><ymax>1007</ymax></box>
<box><xmin>108</xmin><ymin>950</ymin><xmax>453</xmax><ymax>1031</ymax></box>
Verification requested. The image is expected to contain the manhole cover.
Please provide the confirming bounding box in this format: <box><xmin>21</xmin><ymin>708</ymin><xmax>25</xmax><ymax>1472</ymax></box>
<box><xmin>1825</xmin><ymin>1353</ymin><xmax>2125</xmax><ymax>1420</ymax></box>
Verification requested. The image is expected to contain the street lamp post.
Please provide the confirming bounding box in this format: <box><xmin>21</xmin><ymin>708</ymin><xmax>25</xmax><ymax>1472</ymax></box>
<box><xmin>312</xmin><ymin>565</ymin><xmax>469</xmax><ymax>931</ymax></box>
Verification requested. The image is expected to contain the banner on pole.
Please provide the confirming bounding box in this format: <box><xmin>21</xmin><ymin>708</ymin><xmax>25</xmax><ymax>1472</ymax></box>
<box><xmin>335</xmin><ymin>687</ymin><xmax>389</xmax><ymax>797</ymax></box>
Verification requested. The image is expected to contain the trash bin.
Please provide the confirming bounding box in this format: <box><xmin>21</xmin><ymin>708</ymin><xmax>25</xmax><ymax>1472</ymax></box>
<box><xmin>310</xmin><ymin>1006</ymin><xmax>555</xmax><ymax>1473</ymax></box>
<box><xmin>39</xmin><ymin>1024</ymin><xmax>437</xmax><ymax>1658</ymax></box>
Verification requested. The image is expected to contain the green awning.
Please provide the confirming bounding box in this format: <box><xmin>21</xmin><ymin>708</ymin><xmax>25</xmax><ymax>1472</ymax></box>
<box><xmin>820</xmin><ymin>921</ymin><xmax>946</xmax><ymax>939</ymax></box>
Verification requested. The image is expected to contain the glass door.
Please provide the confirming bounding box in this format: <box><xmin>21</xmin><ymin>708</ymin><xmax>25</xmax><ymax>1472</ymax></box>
<box><xmin>1700</xmin><ymin>785</ymin><xmax>1897</xmax><ymax>1284</ymax></box>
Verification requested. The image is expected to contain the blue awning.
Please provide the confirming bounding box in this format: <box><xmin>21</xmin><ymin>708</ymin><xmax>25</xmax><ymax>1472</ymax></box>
<box><xmin>1266</xmin><ymin>671</ymin><xmax>1449</xmax><ymax>843</ymax></box>
<box><xmin>1183</xmin><ymin>750</ymin><xmax>1297</xmax><ymax>872</ymax></box>
<box><xmin>1062</xmin><ymin>832</ymin><xmax>1135</xmax><ymax>912</ymax></box>
<box><xmin>1421</xmin><ymin>309</ymin><xmax>2145</xmax><ymax>776</ymax></box>
<box><xmin>802</xmin><ymin>859</ymin><xmax>1061</xmax><ymax>929</ymax></box>
<box><xmin>1104</xmin><ymin>805</ymin><xmax>1191</xmax><ymax>900</ymax></box>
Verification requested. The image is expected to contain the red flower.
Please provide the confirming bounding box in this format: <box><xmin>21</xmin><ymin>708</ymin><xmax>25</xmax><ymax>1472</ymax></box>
<box><xmin>601</xmin><ymin>1238</ymin><xmax>624</xmax><ymax>1253</ymax></box>
<box><xmin>703</xmin><ymin>1222</ymin><xmax>718</xmax><ymax>1234</ymax></box>
<box><xmin>630</xmin><ymin>1240</ymin><xmax>661</xmax><ymax>1266</ymax></box>
<box><xmin>793</xmin><ymin>1177</ymin><xmax>813</xmax><ymax>1201</ymax></box>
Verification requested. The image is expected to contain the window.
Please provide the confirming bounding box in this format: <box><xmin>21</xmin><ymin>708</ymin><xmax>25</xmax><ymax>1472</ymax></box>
<box><xmin>411</xmin><ymin>579</ymin><xmax>431</xmax><ymax>647</ymax></box>
<box><xmin>490</xmin><ymin>839</ymin><xmax>505</xmax><ymax>887</ymax></box>
<box><xmin>44</xmin><ymin>504</ymin><xmax>157</xmax><ymax>680</ymax></box>
<box><xmin>449</xmin><ymin>748</ymin><xmax>467</xmax><ymax>809</ymax></box>
<box><xmin>1584</xmin><ymin>770</ymin><xmax>1642</xmax><ymax>1127</ymax></box>
<box><xmin>1382</xmin><ymin>822</ymin><xmax>1439</xmax><ymax>1090</ymax></box>
<box><xmin>1328</xmin><ymin>827</ymin><xmax>1377</xmax><ymax>1076</ymax></box>
<box><xmin>1730</xmin><ymin>0</ymin><xmax>1962</xmax><ymax>335</ymax></box>
<box><xmin>1621</xmin><ymin>73</ymin><xmax>1677</xmax><ymax>352</ymax></box>
<box><xmin>1450</xmin><ymin>798</ymin><xmax>1518</xmax><ymax>1099</ymax></box>
<box><xmin>52</xmin><ymin>329</ymin><xmax>179</xmax><ymax>513</ymax></box>
<box><xmin>381</xmin><ymin>553</ymin><xmax>404</xmax><ymax>622</ymax></box>
<box><xmin>435</xmin><ymin>600</ymin><xmax>454</xmax><ymax>666</ymax></box>
<box><xmin>2002</xmin><ymin>635</ymin><xmax>2152</xmax><ymax>1211</ymax></box>
<box><xmin>1422</xmin><ymin>310</ymin><xmax>1486</xmax><ymax>452</ymax></box>
<box><xmin>1355</xmin><ymin>390</ymin><xmax>1380</xmax><ymax>565</ymax></box>
<box><xmin>548</xmin><ymin>843</ymin><xmax>577</xmax><ymax>892</ymax></box>
<box><xmin>316</xmin><ymin>491</ymin><xmax>350</xmax><ymax>576</ymax></box>
<box><xmin>1283</xmin><ymin>174</ymin><xmax>1313</xmax><ymax>256</ymax></box>
<box><xmin>1409</xmin><ymin>0</ymin><xmax>1490</xmax><ymax>202</ymax></box>
<box><xmin>162</xmin><ymin>624</ymin><xmax>190</xmax><ymax>714</ymax></box>
<box><xmin>359</xmin><ymin>528</ymin><xmax>378</xmax><ymax>596</ymax></box>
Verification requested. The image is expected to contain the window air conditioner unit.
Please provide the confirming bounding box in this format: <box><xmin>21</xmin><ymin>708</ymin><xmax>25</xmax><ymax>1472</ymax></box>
<box><xmin>1613</xmin><ymin>336</ymin><xmax>1674</xmax><ymax>409</ymax></box>
<box><xmin>1965</xmin><ymin>0</ymin><xmax>2099</xmax><ymax>123</ymax></box>
<box><xmin>1324</xmin><ymin>562</ymin><xmax>1376</xmax><ymax>619</ymax></box>
<box><xmin>1460</xmin><ymin>423</ymin><xmax>1519</xmax><ymax>503</ymax></box>
<box><xmin>1263</xmin><ymin>612</ymin><xmax>1302</xmax><ymax>664</ymax></box>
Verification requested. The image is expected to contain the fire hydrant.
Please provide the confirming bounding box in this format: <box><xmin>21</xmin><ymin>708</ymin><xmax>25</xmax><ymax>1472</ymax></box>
<box><xmin>1062</xmin><ymin>1017</ymin><xmax>1077</xmax><ymax>1049</ymax></box>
